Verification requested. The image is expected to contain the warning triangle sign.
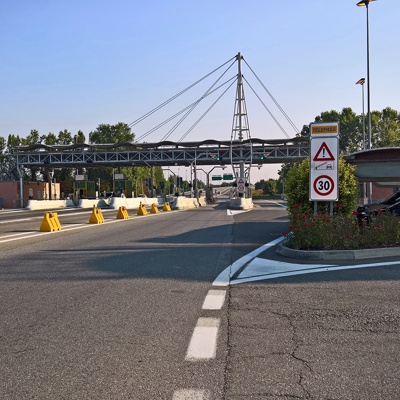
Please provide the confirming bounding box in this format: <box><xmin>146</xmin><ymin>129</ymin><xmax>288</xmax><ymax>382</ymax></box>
<box><xmin>313</xmin><ymin>141</ymin><xmax>335</xmax><ymax>161</ymax></box>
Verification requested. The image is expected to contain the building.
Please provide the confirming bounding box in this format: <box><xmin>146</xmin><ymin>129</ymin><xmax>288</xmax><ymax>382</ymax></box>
<box><xmin>0</xmin><ymin>181</ymin><xmax>61</xmax><ymax>209</ymax></box>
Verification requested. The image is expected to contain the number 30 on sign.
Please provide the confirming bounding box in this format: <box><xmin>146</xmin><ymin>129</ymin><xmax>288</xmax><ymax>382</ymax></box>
<box><xmin>312</xmin><ymin>175</ymin><xmax>336</xmax><ymax>200</ymax></box>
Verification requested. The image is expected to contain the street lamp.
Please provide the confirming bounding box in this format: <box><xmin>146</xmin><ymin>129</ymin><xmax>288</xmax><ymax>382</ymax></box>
<box><xmin>355</xmin><ymin>78</ymin><xmax>366</xmax><ymax>150</ymax></box>
<box><xmin>357</xmin><ymin>0</ymin><xmax>376</xmax><ymax>150</ymax></box>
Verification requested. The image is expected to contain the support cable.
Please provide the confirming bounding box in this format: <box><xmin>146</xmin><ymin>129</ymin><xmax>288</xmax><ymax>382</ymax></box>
<box><xmin>129</xmin><ymin>56</ymin><xmax>237</xmax><ymax>128</ymax></box>
<box><xmin>243</xmin><ymin>77</ymin><xmax>291</xmax><ymax>139</ymax></box>
<box><xmin>136</xmin><ymin>76</ymin><xmax>236</xmax><ymax>142</ymax></box>
<box><xmin>159</xmin><ymin>62</ymin><xmax>237</xmax><ymax>141</ymax></box>
<box><xmin>243</xmin><ymin>58</ymin><xmax>300</xmax><ymax>134</ymax></box>
<box><xmin>178</xmin><ymin>78</ymin><xmax>237</xmax><ymax>142</ymax></box>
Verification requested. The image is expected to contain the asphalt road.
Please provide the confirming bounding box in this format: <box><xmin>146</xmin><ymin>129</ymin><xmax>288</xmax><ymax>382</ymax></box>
<box><xmin>0</xmin><ymin>200</ymin><xmax>399</xmax><ymax>399</ymax></box>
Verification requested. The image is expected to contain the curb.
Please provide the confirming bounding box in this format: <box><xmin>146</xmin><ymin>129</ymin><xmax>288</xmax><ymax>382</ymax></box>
<box><xmin>276</xmin><ymin>243</ymin><xmax>400</xmax><ymax>261</ymax></box>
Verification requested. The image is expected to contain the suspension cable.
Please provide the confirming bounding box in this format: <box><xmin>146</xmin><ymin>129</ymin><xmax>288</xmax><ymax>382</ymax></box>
<box><xmin>243</xmin><ymin>77</ymin><xmax>291</xmax><ymax>139</ymax></box>
<box><xmin>129</xmin><ymin>56</ymin><xmax>237</xmax><ymax>128</ymax></box>
<box><xmin>136</xmin><ymin>76</ymin><xmax>236</xmax><ymax>142</ymax></box>
<box><xmin>158</xmin><ymin>62</ymin><xmax>237</xmax><ymax>142</ymax></box>
<box><xmin>178</xmin><ymin>78</ymin><xmax>237</xmax><ymax>142</ymax></box>
<box><xmin>162</xmin><ymin>73</ymin><xmax>238</xmax><ymax>140</ymax></box>
<box><xmin>243</xmin><ymin>58</ymin><xmax>300</xmax><ymax>134</ymax></box>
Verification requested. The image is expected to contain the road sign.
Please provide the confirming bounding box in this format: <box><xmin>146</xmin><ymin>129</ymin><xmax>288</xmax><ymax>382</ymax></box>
<box><xmin>223</xmin><ymin>174</ymin><xmax>233</xmax><ymax>181</ymax></box>
<box><xmin>309</xmin><ymin>122</ymin><xmax>339</xmax><ymax>201</ymax></box>
<box><xmin>313</xmin><ymin>141</ymin><xmax>335</xmax><ymax>162</ymax></box>
<box><xmin>237</xmin><ymin>177</ymin><xmax>246</xmax><ymax>193</ymax></box>
<box><xmin>310</xmin><ymin>122</ymin><xmax>339</xmax><ymax>137</ymax></box>
<box><xmin>212</xmin><ymin>175</ymin><xmax>222</xmax><ymax>181</ymax></box>
<box><xmin>313</xmin><ymin>175</ymin><xmax>335</xmax><ymax>196</ymax></box>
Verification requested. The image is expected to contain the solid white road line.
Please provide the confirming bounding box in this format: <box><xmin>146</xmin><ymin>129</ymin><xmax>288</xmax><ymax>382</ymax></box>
<box><xmin>212</xmin><ymin>236</ymin><xmax>285</xmax><ymax>286</ymax></box>
<box><xmin>185</xmin><ymin>318</ymin><xmax>220</xmax><ymax>361</ymax></box>
<box><xmin>172</xmin><ymin>389</ymin><xmax>210</xmax><ymax>400</ymax></box>
<box><xmin>202</xmin><ymin>290</ymin><xmax>226</xmax><ymax>310</ymax></box>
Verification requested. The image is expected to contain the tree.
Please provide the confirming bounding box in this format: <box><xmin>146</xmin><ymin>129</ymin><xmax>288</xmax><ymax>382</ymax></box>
<box><xmin>89</xmin><ymin>122</ymin><xmax>134</xmax><ymax>144</ymax></box>
<box><xmin>374</xmin><ymin>107</ymin><xmax>400</xmax><ymax>147</ymax></box>
<box><xmin>284</xmin><ymin>156</ymin><xmax>358</xmax><ymax>220</ymax></box>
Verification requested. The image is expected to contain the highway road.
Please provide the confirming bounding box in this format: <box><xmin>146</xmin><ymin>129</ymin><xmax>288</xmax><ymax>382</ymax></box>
<box><xmin>1</xmin><ymin>199</ymin><xmax>399</xmax><ymax>399</ymax></box>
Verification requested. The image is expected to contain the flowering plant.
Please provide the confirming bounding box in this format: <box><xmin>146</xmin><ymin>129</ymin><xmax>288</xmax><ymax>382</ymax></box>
<box><xmin>284</xmin><ymin>206</ymin><xmax>400</xmax><ymax>250</ymax></box>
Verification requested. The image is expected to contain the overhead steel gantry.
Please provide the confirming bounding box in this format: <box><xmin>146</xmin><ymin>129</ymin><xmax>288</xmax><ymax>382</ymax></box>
<box><xmin>11</xmin><ymin>137</ymin><xmax>309</xmax><ymax>168</ymax></box>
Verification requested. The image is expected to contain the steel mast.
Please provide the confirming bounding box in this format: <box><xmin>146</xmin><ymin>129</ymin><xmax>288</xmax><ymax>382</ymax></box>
<box><xmin>231</xmin><ymin>52</ymin><xmax>252</xmax><ymax>198</ymax></box>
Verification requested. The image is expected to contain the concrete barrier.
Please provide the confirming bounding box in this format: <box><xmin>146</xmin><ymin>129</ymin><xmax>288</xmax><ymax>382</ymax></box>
<box><xmin>27</xmin><ymin>196</ymin><xmax>206</xmax><ymax>211</ymax></box>
<box><xmin>27</xmin><ymin>199</ymin><xmax>73</xmax><ymax>210</ymax></box>
<box><xmin>108</xmin><ymin>197</ymin><xmax>166</xmax><ymax>210</ymax></box>
<box><xmin>229</xmin><ymin>198</ymin><xmax>254</xmax><ymax>210</ymax></box>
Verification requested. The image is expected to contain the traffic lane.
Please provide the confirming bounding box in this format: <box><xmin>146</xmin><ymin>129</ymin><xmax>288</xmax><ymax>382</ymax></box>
<box><xmin>0</xmin><ymin>207</ymin><xmax>101</xmax><ymax>235</ymax></box>
<box><xmin>0</xmin><ymin>208</ymin><xmax>146</xmax><ymax>251</ymax></box>
<box><xmin>0</xmin><ymin>206</ymin><xmax>233</xmax><ymax>399</ymax></box>
<box><xmin>226</xmin><ymin>264</ymin><xmax>400</xmax><ymax>399</ymax></box>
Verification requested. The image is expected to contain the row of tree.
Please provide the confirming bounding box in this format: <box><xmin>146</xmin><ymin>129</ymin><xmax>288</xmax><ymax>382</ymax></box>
<box><xmin>0</xmin><ymin>123</ymin><xmax>202</xmax><ymax>196</ymax></box>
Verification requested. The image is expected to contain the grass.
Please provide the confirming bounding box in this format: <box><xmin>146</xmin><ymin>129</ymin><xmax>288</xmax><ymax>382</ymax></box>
<box><xmin>284</xmin><ymin>210</ymin><xmax>400</xmax><ymax>251</ymax></box>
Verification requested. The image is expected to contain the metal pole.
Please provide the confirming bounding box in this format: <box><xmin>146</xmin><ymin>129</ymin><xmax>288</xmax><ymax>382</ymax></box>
<box><xmin>237</xmin><ymin>52</ymin><xmax>245</xmax><ymax>181</ymax></box>
<box><xmin>365</xmin><ymin>2</ymin><xmax>373</xmax><ymax>203</ymax></box>
<box><xmin>361</xmin><ymin>82</ymin><xmax>366</xmax><ymax>150</ymax></box>
<box><xmin>18</xmin><ymin>165</ymin><xmax>24</xmax><ymax>208</ymax></box>
<box><xmin>366</xmin><ymin>3</ymin><xmax>372</xmax><ymax>150</ymax></box>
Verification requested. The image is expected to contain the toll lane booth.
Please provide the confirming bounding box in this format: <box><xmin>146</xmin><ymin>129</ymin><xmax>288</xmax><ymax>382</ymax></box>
<box><xmin>113</xmin><ymin>180</ymin><xmax>133</xmax><ymax>198</ymax></box>
<box><xmin>73</xmin><ymin>175</ymin><xmax>96</xmax><ymax>201</ymax></box>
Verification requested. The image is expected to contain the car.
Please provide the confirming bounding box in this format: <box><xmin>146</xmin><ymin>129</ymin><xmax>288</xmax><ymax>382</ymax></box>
<box><xmin>355</xmin><ymin>191</ymin><xmax>400</xmax><ymax>223</ymax></box>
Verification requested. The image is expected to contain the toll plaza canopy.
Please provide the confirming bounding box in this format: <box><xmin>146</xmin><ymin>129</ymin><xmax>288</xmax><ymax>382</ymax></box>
<box><xmin>346</xmin><ymin>148</ymin><xmax>400</xmax><ymax>182</ymax></box>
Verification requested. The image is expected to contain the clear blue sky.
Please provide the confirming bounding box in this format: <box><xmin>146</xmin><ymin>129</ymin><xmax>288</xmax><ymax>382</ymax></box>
<box><xmin>1</xmin><ymin>0</ymin><xmax>398</xmax><ymax>180</ymax></box>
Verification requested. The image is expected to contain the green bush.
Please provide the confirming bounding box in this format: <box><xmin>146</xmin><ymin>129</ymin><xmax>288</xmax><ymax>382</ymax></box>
<box><xmin>283</xmin><ymin>157</ymin><xmax>400</xmax><ymax>250</ymax></box>
<box><xmin>285</xmin><ymin>156</ymin><xmax>358</xmax><ymax>222</ymax></box>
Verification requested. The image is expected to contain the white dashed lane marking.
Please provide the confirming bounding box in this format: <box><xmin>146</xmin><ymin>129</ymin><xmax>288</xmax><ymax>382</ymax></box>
<box><xmin>172</xmin><ymin>389</ymin><xmax>210</xmax><ymax>399</ymax></box>
<box><xmin>202</xmin><ymin>289</ymin><xmax>226</xmax><ymax>310</ymax></box>
<box><xmin>185</xmin><ymin>317</ymin><xmax>220</xmax><ymax>361</ymax></box>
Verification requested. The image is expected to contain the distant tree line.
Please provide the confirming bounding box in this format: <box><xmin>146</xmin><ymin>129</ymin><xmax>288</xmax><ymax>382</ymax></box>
<box><xmin>0</xmin><ymin>122</ymin><xmax>170</xmax><ymax>196</ymax></box>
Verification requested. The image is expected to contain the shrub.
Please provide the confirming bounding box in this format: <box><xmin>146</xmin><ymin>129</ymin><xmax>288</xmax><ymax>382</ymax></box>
<box><xmin>285</xmin><ymin>156</ymin><xmax>358</xmax><ymax>221</ymax></box>
<box><xmin>285</xmin><ymin>210</ymin><xmax>400</xmax><ymax>250</ymax></box>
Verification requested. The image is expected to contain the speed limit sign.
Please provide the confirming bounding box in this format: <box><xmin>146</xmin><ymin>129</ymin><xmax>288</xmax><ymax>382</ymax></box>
<box><xmin>313</xmin><ymin>175</ymin><xmax>334</xmax><ymax>196</ymax></box>
<box><xmin>309</xmin><ymin>122</ymin><xmax>339</xmax><ymax>201</ymax></box>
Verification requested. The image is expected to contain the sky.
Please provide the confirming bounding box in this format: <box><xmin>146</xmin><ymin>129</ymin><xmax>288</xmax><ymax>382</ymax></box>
<box><xmin>1</xmin><ymin>0</ymin><xmax>399</xmax><ymax>182</ymax></box>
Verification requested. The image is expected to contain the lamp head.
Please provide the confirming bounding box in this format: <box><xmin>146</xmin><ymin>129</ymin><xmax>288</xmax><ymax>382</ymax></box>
<box><xmin>357</xmin><ymin>0</ymin><xmax>376</xmax><ymax>6</ymax></box>
<box><xmin>356</xmin><ymin>78</ymin><xmax>365</xmax><ymax>85</ymax></box>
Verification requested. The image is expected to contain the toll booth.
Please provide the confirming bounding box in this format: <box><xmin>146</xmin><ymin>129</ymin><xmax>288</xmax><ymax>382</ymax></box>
<box><xmin>73</xmin><ymin>180</ymin><xmax>96</xmax><ymax>199</ymax></box>
<box><xmin>113</xmin><ymin>180</ymin><xmax>133</xmax><ymax>198</ymax></box>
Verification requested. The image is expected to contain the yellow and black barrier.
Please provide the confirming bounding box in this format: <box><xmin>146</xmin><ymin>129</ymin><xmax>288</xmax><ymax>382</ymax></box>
<box><xmin>40</xmin><ymin>212</ymin><xmax>62</xmax><ymax>232</ymax></box>
<box><xmin>89</xmin><ymin>206</ymin><xmax>105</xmax><ymax>224</ymax></box>
<box><xmin>150</xmin><ymin>203</ymin><xmax>159</xmax><ymax>214</ymax></box>
<box><xmin>117</xmin><ymin>206</ymin><xmax>129</xmax><ymax>219</ymax></box>
<box><xmin>163</xmin><ymin>202</ymin><xmax>171</xmax><ymax>212</ymax></box>
<box><xmin>137</xmin><ymin>203</ymin><xmax>148</xmax><ymax>216</ymax></box>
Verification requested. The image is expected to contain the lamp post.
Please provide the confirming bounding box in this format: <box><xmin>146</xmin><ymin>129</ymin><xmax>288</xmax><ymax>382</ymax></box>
<box><xmin>357</xmin><ymin>0</ymin><xmax>376</xmax><ymax>150</ymax></box>
<box><xmin>357</xmin><ymin>0</ymin><xmax>376</xmax><ymax>203</ymax></box>
<box><xmin>355</xmin><ymin>78</ymin><xmax>366</xmax><ymax>150</ymax></box>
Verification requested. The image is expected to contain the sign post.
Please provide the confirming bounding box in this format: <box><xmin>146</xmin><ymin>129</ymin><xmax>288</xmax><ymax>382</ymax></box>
<box><xmin>309</xmin><ymin>122</ymin><xmax>339</xmax><ymax>202</ymax></box>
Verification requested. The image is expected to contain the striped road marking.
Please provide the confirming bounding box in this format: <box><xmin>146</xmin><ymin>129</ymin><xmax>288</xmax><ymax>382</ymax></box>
<box><xmin>202</xmin><ymin>290</ymin><xmax>226</xmax><ymax>310</ymax></box>
<box><xmin>185</xmin><ymin>318</ymin><xmax>220</xmax><ymax>361</ymax></box>
<box><xmin>212</xmin><ymin>236</ymin><xmax>285</xmax><ymax>286</ymax></box>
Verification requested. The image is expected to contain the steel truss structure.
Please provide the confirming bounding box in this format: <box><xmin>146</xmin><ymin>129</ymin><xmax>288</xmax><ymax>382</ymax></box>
<box><xmin>11</xmin><ymin>137</ymin><xmax>309</xmax><ymax>168</ymax></box>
